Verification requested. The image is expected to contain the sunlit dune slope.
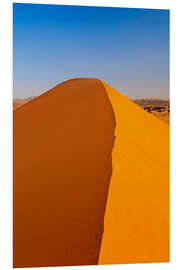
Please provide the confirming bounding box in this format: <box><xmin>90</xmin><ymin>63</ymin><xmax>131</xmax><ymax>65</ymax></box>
<box><xmin>99</xmin><ymin>82</ymin><xmax>169</xmax><ymax>264</ymax></box>
<box><xmin>13</xmin><ymin>78</ymin><xmax>115</xmax><ymax>267</ymax></box>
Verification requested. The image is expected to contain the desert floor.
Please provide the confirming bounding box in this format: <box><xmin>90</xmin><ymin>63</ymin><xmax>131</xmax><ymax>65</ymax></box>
<box><xmin>133</xmin><ymin>99</ymin><xmax>170</xmax><ymax>124</ymax></box>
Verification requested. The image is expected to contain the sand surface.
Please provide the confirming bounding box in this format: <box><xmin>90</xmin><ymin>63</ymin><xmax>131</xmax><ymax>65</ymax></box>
<box><xmin>13</xmin><ymin>78</ymin><xmax>115</xmax><ymax>267</ymax></box>
<box><xmin>99</xmin><ymin>82</ymin><xmax>169</xmax><ymax>264</ymax></box>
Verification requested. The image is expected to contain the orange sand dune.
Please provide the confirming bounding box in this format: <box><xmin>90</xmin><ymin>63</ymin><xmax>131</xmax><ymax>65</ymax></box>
<box><xmin>14</xmin><ymin>78</ymin><xmax>169</xmax><ymax>267</ymax></box>
<box><xmin>13</xmin><ymin>78</ymin><xmax>115</xmax><ymax>267</ymax></box>
<box><xmin>99</xmin><ymin>82</ymin><xmax>169</xmax><ymax>264</ymax></box>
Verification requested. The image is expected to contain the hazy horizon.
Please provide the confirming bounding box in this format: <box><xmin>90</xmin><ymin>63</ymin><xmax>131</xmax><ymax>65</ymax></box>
<box><xmin>13</xmin><ymin>4</ymin><xmax>169</xmax><ymax>99</ymax></box>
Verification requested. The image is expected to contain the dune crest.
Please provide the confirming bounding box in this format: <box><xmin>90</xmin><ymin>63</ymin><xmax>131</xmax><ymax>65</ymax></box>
<box><xmin>99</xmin><ymin>82</ymin><xmax>169</xmax><ymax>264</ymax></box>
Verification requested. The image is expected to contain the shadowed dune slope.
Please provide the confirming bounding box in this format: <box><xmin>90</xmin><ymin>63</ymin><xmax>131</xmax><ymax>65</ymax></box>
<box><xmin>13</xmin><ymin>78</ymin><xmax>115</xmax><ymax>267</ymax></box>
<box><xmin>99</xmin><ymin>82</ymin><xmax>169</xmax><ymax>264</ymax></box>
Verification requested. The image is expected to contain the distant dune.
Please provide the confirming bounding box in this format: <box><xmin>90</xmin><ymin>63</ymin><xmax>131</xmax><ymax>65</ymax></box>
<box><xmin>13</xmin><ymin>97</ymin><xmax>34</xmax><ymax>110</ymax></box>
<box><xmin>13</xmin><ymin>79</ymin><xmax>169</xmax><ymax>267</ymax></box>
<box><xmin>133</xmin><ymin>98</ymin><xmax>169</xmax><ymax>107</ymax></box>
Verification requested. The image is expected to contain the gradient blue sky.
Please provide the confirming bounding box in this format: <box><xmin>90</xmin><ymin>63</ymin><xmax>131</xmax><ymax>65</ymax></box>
<box><xmin>13</xmin><ymin>3</ymin><xmax>169</xmax><ymax>99</ymax></box>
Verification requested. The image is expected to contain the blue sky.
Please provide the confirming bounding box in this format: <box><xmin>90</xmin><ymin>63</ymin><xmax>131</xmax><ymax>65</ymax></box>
<box><xmin>13</xmin><ymin>3</ymin><xmax>169</xmax><ymax>99</ymax></box>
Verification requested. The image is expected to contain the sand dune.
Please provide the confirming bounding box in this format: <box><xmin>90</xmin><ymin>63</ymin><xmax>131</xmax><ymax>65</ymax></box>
<box><xmin>13</xmin><ymin>78</ymin><xmax>169</xmax><ymax>267</ymax></box>
<box><xmin>13</xmin><ymin>78</ymin><xmax>115</xmax><ymax>267</ymax></box>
